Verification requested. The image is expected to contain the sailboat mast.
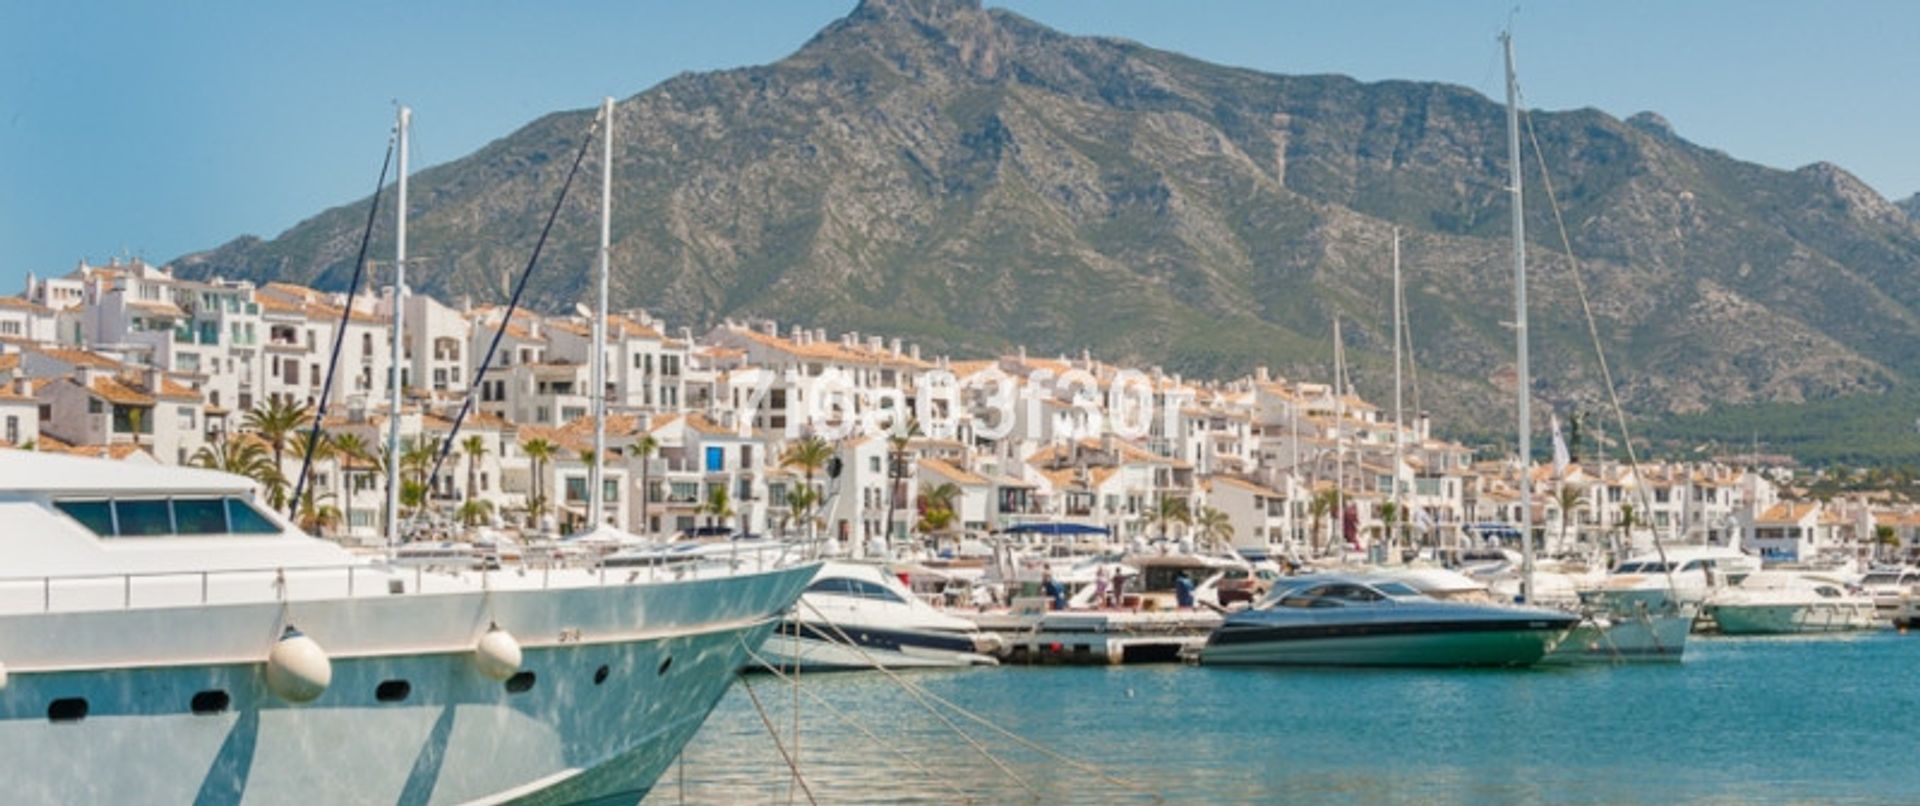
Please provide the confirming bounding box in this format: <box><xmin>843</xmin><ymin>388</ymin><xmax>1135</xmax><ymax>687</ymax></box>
<box><xmin>1503</xmin><ymin>33</ymin><xmax>1534</xmax><ymax>603</ymax></box>
<box><xmin>385</xmin><ymin>104</ymin><xmax>410</xmax><ymax>546</ymax></box>
<box><xmin>1391</xmin><ymin>228</ymin><xmax>1404</xmax><ymax>561</ymax></box>
<box><xmin>589</xmin><ymin>97</ymin><xmax>613</xmax><ymax>530</ymax></box>
<box><xmin>1333</xmin><ymin>316</ymin><xmax>1345</xmax><ymax>557</ymax></box>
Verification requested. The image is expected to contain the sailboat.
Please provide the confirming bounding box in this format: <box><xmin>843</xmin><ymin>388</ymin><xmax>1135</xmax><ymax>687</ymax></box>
<box><xmin>1489</xmin><ymin>34</ymin><xmax>1690</xmax><ymax>663</ymax></box>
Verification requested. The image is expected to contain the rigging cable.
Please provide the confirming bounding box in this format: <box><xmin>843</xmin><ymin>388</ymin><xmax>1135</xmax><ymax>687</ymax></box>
<box><xmin>1517</xmin><ymin>93</ymin><xmax>1680</xmax><ymax>594</ymax></box>
<box><xmin>419</xmin><ymin>110</ymin><xmax>603</xmax><ymax>522</ymax></box>
<box><xmin>288</xmin><ymin>132</ymin><xmax>397</xmax><ymax>521</ymax></box>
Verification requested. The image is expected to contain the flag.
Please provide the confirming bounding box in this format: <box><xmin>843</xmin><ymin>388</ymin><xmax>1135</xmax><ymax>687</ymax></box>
<box><xmin>1550</xmin><ymin>413</ymin><xmax>1570</xmax><ymax>478</ymax></box>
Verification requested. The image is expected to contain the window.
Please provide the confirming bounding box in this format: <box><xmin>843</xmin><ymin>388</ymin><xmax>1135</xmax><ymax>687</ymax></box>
<box><xmin>505</xmin><ymin>671</ymin><xmax>536</xmax><ymax>693</ymax></box>
<box><xmin>375</xmin><ymin>680</ymin><xmax>412</xmax><ymax>703</ymax></box>
<box><xmin>705</xmin><ymin>446</ymin><xmax>724</xmax><ymax>473</ymax></box>
<box><xmin>190</xmin><ymin>690</ymin><xmax>231</xmax><ymax>715</ymax></box>
<box><xmin>47</xmin><ymin>698</ymin><xmax>88</xmax><ymax>723</ymax></box>
<box><xmin>226</xmin><ymin>498</ymin><xmax>280</xmax><ymax>534</ymax></box>
<box><xmin>54</xmin><ymin>500</ymin><xmax>114</xmax><ymax>535</ymax></box>
<box><xmin>114</xmin><ymin>499</ymin><xmax>172</xmax><ymax>536</ymax></box>
<box><xmin>173</xmin><ymin>498</ymin><xmax>227</xmax><ymax>534</ymax></box>
<box><xmin>4</xmin><ymin>416</ymin><xmax>16</xmax><ymax>445</ymax></box>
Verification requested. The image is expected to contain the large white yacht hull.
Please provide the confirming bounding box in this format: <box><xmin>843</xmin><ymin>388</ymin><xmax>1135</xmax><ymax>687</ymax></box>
<box><xmin>0</xmin><ymin>565</ymin><xmax>818</xmax><ymax>805</ymax></box>
<box><xmin>1542</xmin><ymin>613</ymin><xmax>1691</xmax><ymax>664</ymax></box>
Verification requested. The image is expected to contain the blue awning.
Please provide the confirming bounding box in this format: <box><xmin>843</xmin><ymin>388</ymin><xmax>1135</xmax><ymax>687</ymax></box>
<box><xmin>1000</xmin><ymin>523</ymin><xmax>1110</xmax><ymax>536</ymax></box>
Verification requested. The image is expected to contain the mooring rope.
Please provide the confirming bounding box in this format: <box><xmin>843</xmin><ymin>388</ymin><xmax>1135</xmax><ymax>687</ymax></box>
<box><xmin>739</xmin><ymin>672</ymin><xmax>820</xmax><ymax>806</ymax></box>
<box><xmin>740</xmin><ymin>640</ymin><xmax>972</xmax><ymax>802</ymax></box>
<box><xmin>799</xmin><ymin>599</ymin><xmax>1162</xmax><ymax>802</ymax></box>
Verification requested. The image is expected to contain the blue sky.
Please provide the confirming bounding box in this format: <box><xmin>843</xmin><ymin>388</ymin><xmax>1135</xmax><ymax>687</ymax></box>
<box><xmin>3</xmin><ymin>1</ymin><xmax>1915</xmax><ymax>291</ymax></box>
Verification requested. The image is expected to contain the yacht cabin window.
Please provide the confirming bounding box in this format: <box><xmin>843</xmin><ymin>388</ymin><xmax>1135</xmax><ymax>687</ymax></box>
<box><xmin>53</xmin><ymin>497</ymin><xmax>282</xmax><ymax>538</ymax></box>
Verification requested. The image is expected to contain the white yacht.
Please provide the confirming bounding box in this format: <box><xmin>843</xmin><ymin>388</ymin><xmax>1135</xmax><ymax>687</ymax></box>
<box><xmin>0</xmin><ymin>451</ymin><xmax>816</xmax><ymax>804</ymax></box>
<box><xmin>1856</xmin><ymin>566</ymin><xmax>1920</xmax><ymax>620</ymax></box>
<box><xmin>757</xmin><ymin>562</ymin><xmax>1003</xmax><ymax>671</ymax></box>
<box><xmin>1583</xmin><ymin>546</ymin><xmax>1761</xmax><ymax>611</ymax></box>
<box><xmin>1704</xmin><ymin>571</ymin><xmax>1878</xmax><ymax>635</ymax></box>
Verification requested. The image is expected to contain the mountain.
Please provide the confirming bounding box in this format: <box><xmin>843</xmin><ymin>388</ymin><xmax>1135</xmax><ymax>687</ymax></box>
<box><xmin>174</xmin><ymin>0</ymin><xmax>1920</xmax><ymax>454</ymax></box>
<box><xmin>1899</xmin><ymin>192</ymin><xmax>1920</xmax><ymax>221</ymax></box>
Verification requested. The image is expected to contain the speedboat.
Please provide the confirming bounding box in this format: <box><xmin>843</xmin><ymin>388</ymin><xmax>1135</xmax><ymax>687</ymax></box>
<box><xmin>1199</xmin><ymin>574</ymin><xmax>1579</xmax><ymax>667</ymax></box>
<box><xmin>0</xmin><ymin>450</ymin><xmax>816</xmax><ymax>804</ymax></box>
<box><xmin>1704</xmin><ymin>571</ymin><xmax>1878</xmax><ymax>635</ymax></box>
<box><xmin>757</xmin><ymin>561</ymin><xmax>1003</xmax><ymax>671</ymax></box>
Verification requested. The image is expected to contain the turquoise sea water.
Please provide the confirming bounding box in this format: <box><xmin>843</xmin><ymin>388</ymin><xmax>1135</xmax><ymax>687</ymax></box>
<box><xmin>650</xmin><ymin>634</ymin><xmax>1920</xmax><ymax>804</ymax></box>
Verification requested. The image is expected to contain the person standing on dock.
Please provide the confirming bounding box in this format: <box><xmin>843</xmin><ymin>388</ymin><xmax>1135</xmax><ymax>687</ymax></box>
<box><xmin>1093</xmin><ymin>566</ymin><xmax>1110</xmax><ymax>609</ymax></box>
<box><xmin>1174</xmin><ymin>570</ymin><xmax>1196</xmax><ymax>610</ymax></box>
<box><xmin>1042</xmin><ymin>568</ymin><xmax>1066</xmax><ymax>611</ymax></box>
<box><xmin>1110</xmin><ymin>568</ymin><xmax>1126</xmax><ymax>608</ymax></box>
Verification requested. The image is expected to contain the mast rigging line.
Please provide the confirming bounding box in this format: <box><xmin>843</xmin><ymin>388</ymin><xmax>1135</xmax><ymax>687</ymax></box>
<box><xmin>1514</xmin><ymin>90</ymin><xmax>1679</xmax><ymax>587</ymax></box>
<box><xmin>288</xmin><ymin>133</ymin><xmax>398</xmax><ymax>521</ymax></box>
<box><xmin>419</xmin><ymin>111</ymin><xmax>604</xmax><ymax>522</ymax></box>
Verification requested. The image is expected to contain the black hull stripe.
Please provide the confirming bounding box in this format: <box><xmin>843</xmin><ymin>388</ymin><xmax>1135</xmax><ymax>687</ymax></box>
<box><xmin>779</xmin><ymin>620</ymin><xmax>982</xmax><ymax>655</ymax></box>
<box><xmin>1209</xmin><ymin>617</ymin><xmax>1577</xmax><ymax>647</ymax></box>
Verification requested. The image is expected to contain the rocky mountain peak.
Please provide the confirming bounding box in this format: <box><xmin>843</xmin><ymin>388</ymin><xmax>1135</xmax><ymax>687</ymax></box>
<box><xmin>1797</xmin><ymin>161</ymin><xmax>1902</xmax><ymax>224</ymax></box>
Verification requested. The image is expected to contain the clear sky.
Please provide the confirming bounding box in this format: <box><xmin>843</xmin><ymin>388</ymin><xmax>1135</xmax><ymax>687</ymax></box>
<box><xmin>3</xmin><ymin>0</ymin><xmax>1915</xmax><ymax>291</ymax></box>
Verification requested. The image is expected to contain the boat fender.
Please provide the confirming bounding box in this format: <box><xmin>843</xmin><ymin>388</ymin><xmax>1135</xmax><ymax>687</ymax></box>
<box><xmin>972</xmin><ymin>632</ymin><xmax>1006</xmax><ymax>656</ymax></box>
<box><xmin>0</xmin><ymin>661</ymin><xmax>8</xmax><ymax>690</ymax></box>
<box><xmin>265</xmin><ymin>626</ymin><xmax>331</xmax><ymax>703</ymax></box>
<box><xmin>473</xmin><ymin>624</ymin><xmax>523</xmax><ymax>681</ymax></box>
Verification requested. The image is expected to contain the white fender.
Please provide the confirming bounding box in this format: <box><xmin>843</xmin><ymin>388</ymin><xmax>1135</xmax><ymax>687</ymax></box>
<box><xmin>473</xmin><ymin>624</ymin><xmax>523</xmax><ymax>681</ymax></box>
<box><xmin>265</xmin><ymin>626</ymin><xmax>331</xmax><ymax>703</ymax></box>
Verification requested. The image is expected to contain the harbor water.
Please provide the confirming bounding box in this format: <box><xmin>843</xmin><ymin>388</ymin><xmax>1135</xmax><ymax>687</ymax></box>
<box><xmin>650</xmin><ymin>634</ymin><xmax>1920</xmax><ymax>804</ymax></box>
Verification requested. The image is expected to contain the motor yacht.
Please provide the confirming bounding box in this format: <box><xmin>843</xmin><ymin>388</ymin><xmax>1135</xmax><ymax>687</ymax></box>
<box><xmin>1199</xmin><ymin>574</ymin><xmax>1578</xmax><ymax>667</ymax></box>
<box><xmin>1582</xmin><ymin>546</ymin><xmax>1760</xmax><ymax>612</ymax></box>
<box><xmin>0</xmin><ymin>450</ymin><xmax>816</xmax><ymax>804</ymax></box>
<box><xmin>757</xmin><ymin>562</ymin><xmax>1002</xmax><ymax>671</ymax></box>
<box><xmin>1704</xmin><ymin>571</ymin><xmax>1878</xmax><ymax>635</ymax></box>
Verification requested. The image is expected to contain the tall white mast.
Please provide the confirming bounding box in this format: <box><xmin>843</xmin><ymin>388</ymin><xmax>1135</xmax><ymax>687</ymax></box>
<box><xmin>385</xmin><ymin>104</ymin><xmax>409</xmax><ymax>546</ymax></box>
<box><xmin>588</xmin><ymin>97</ymin><xmax>613</xmax><ymax>530</ymax></box>
<box><xmin>1503</xmin><ymin>32</ymin><xmax>1535</xmax><ymax>603</ymax></box>
<box><xmin>1391</xmin><ymin>227</ymin><xmax>1405</xmax><ymax>561</ymax></box>
<box><xmin>1333</xmin><ymin>316</ymin><xmax>1345</xmax><ymax>557</ymax></box>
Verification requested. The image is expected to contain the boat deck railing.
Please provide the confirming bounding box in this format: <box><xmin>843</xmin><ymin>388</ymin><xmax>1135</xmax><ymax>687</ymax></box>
<box><xmin>0</xmin><ymin>542</ymin><xmax>812</xmax><ymax>616</ymax></box>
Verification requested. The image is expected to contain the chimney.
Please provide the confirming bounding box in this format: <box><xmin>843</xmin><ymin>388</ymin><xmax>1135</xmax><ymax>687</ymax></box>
<box><xmin>1256</xmin><ymin>366</ymin><xmax>1270</xmax><ymax>383</ymax></box>
<box><xmin>762</xmin><ymin>320</ymin><xmax>778</xmax><ymax>337</ymax></box>
<box><xmin>12</xmin><ymin>377</ymin><xmax>29</xmax><ymax>398</ymax></box>
<box><xmin>909</xmin><ymin>344</ymin><xmax>921</xmax><ymax>360</ymax></box>
<box><xmin>890</xmin><ymin>337</ymin><xmax>902</xmax><ymax>355</ymax></box>
<box><xmin>1017</xmin><ymin>345</ymin><xmax>1027</xmax><ymax>363</ymax></box>
<box><xmin>868</xmin><ymin>336</ymin><xmax>883</xmax><ymax>352</ymax></box>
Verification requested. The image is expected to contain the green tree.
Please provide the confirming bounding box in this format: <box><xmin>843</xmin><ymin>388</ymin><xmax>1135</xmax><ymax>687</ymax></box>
<box><xmin>781</xmin><ymin>435</ymin><xmax>834</xmax><ymax>543</ymax></box>
<box><xmin>1309</xmin><ymin>488</ymin><xmax>1341</xmax><ymax>556</ymax></box>
<box><xmin>1554</xmin><ymin>484</ymin><xmax>1586</xmax><ymax>551</ymax></box>
<box><xmin>1194</xmin><ymin>506</ymin><xmax>1234</xmax><ymax>552</ymax></box>
<box><xmin>632</xmin><ymin>433</ymin><xmax>660</xmax><ymax>537</ymax></box>
<box><xmin>1147</xmin><ymin>495</ymin><xmax>1192</xmax><ymax>541</ymax></box>
<box><xmin>461</xmin><ymin>434</ymin><xmax>489</xmax><ymax>503</ymax></box>
<box><xmin>521</xmin><ymin>437</ymin><xmax>557</xmax><ymax>528</ymax></box>
<box><xmin>884</xmin><ymin>417</ymin><xmax>920</xmax><ymax>542</ymax></box>
<box><xmin>243</xmin><ymin>396</ymin><xmax>313</xmax><ymax>476</ymax></box>
<box><xmin>702</xmin><ymin>484</ymin><xmax>735</xmax><ymax>534</ymax></box>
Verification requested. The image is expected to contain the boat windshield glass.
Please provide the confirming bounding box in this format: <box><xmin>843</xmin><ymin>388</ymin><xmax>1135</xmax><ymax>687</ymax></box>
<box><xmin>1614</xmin><ymin>561</ymin><xmax>1672</xmax><ymax>574</ymax></box>
<box><xmin>1374</xmin><ymin>581</ymin><xmax>1423</xmax><ymax>597</ymax></box>
<box><xmin>1861</xmin><ymin>573</ymin><xmax>1903</xmax><ymax>586</ymax></box>
<box><xmin>808</xmin><ymin>577</ymin><xmax>908</xmax><ymax>605</ymax></box>
<box><xmin>1274</xmin><ymin>582</ymin><xmax>1386</xmax><ymax>608</ymax></box>
<box><xmin>55</xmin><ymin>496</ymin><xmax>282</xmax><ymax>538</ymax></box>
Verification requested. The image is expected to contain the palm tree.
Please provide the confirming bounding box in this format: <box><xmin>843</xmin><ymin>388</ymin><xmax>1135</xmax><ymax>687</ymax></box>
<box><xmin>296</xmin><ymin>489</ymin><xmax>341</xmax><ymax>535</ymax></box>
<box><xmin>461</xmin><ymin>434</ymin><xmax>489</xmax><ymax>503</ymax></box>
<box><xmin>288</xmin><ymin>430</ymin><xmax>336</xmax><ymax>524</ymax></box>
<box><xmin>1146</xmin><ymin>495</ymin><xmax>1191</xmax><ymax>542</ymax></box>
<box><xmin>632</xmin><ymin>433</ymin><xmax>660</xmax><ymax>537</ymax></box>
<box><xmin>1614</xmin><ymin>502</ymin><xmax>1639</xmax><ymax>560</ymax></box>
<box><xmin>1194</xmin><ymin>506</ymin><xmax>1234</xmax><ymax>553</ymax></box>
<box><xmin>783</xmin><ymin>485</ymin><xmax>820</xmax><ymax>537</ymax></box>
<box><xmin>781</xmin><ymin>435</ymin><xmax>834</xmax><ymax>544</ymax></box>
<box><xmin>399</xmin><ymin>437</ymin><xmax>439</xmax><ymax>515</ymax></box>
<box><xmin>1553</xmin><ymin>484</ymin><xmax>1586</xmax><ymax>552</ymax></box>
<box><xmin>1309</xmin><ymin>488</ymin><xmax>1341</xmax><ymax>556</ymax></box>
<box><xmin>1378</xmin><ymin>501</ymin><xmax>1401</xmax><ymax>550</ymax></box>
<box><xmin>243</xmin><ymin>396</ymin><xmax>313</xmax><ymax>477</ymax></box>
<box><xmin>521</xmin><ymin>437</ymin><xmax>557</xmax><ymax>528</ymax></box>
<box><xmin>702</xmin><ymin>485</ymin><xmax>735</xmax><ymax>534</ymax></box>
<box><xmin>458</xmin><ymin>499</ymin><xmax>494</xmax><ymax>528</ymax></box>
<box><xmin>884</xmin><ymin>417</ymin><xmax>920</xmax><ymax>543</ymax></box>
<box><xmin>192</xmin><ymin>436</ymin><xmax>282</xmax><ymax>505</ymax></box>
<box><xmin>916</xmin><ymin>482</ymin><xmax>962</xmax><ymax>543</ymax></box>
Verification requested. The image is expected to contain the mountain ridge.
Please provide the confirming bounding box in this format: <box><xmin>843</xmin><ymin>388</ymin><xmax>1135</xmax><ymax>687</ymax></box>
<box><xmin>173</xmin><ymin>0</ymin><xmax>1920</xmax><ymax>455</ymax></box>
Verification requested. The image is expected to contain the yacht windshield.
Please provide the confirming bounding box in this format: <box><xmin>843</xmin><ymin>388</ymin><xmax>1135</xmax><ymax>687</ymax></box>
<box><xmin>1615</xmin><ymin>561</ymin><xmax>1672</xmax><ymax>574</ymax></box>
<box><xmin>1374</xmin><ymin>581</ymin><xmax>1422</xmax><ymax>597</ymax></box>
